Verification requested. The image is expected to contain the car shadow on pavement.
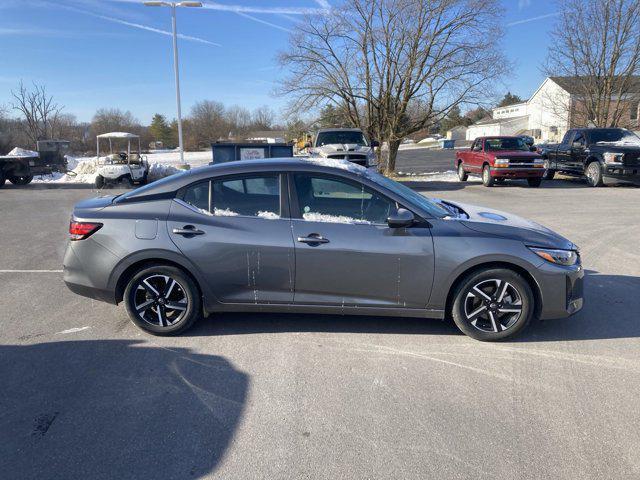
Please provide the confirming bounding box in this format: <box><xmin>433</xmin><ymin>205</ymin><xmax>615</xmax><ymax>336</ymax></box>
<box><xmin>0</xmin><ymin>340</ymin><xmax>248</xmax><ymax>480</ymax></box>
<box><xmin>188</xmin><ymin>312</ymin><xmax>462</xmax><ymax>337</ymax></box>
<box><xmin>515</xmin><ymin>270</ymin><xmax>640</xmax><ymax>342</ymax></box>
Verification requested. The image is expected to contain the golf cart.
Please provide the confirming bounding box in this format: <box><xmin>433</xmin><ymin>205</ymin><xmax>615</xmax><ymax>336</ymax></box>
<box><xmin>95</xmin><ymin>132</ymin><xmax>149</xmax><ymax>188</ymax></box>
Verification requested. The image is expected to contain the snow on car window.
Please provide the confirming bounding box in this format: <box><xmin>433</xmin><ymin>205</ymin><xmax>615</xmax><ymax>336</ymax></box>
<box><xmin>214</xmin><ymin>208</ymin><xmax>239</xmax><ymax>217</ymax></box>
<box><xmin>257</xmin><ymin>211</ymin><xmax>280</xmax><ymax>219</ymax></box>
<box><xmin>302</xmin><ymin>212</ymin><xmax>371</xmax><ymax>224</ymax></box>
<box><xmin>302</xmin><ymin>157</ymin><xmax>367</xmax><ymax>173</ymax></box>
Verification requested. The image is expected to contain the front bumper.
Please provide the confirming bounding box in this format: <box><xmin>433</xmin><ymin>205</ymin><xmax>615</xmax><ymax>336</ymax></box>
<box><xmin>603</xmin><ymin>165</ymin><xmax>640</xmax><ymax>183</ymax></box>
<box><xmin>492</xmin><ymin>167</ymin><xmax>545</xmax><ymax>178</ymax></box>
<box><xmin>534</xmin><ymin>261</ymin><xmax>584</xmax><ymax>320</ymax></box>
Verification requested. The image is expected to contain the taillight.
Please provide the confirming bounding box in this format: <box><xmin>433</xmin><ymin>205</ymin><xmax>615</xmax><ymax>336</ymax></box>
<box><xmin>69</xmin><ymin>221</ymin><xmax>102</xmax><ymax>240</ymax></box>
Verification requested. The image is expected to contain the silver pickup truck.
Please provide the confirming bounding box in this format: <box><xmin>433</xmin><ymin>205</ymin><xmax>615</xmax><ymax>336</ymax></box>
<box><xmin>308</xmin><ymin>128</ymin><xmax>379</xmax><ymax>168</ymax></box>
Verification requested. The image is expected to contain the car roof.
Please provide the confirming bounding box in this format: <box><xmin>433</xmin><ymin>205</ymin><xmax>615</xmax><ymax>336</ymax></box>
<box><xmin>117</xmin><ymin>158</ymin><xmax>369</xmax><ymax>202</ymax></box>
<box><xmin>315</xmin><ymin>128</ymin><xmax>363</xmax><ymax>133</ymax></box>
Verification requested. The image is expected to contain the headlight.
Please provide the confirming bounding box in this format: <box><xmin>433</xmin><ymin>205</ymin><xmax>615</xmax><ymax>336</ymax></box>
<box><xmin>603</xmin><ymin>152</ymin><xmax>624</xmax><ymax>165</ymax></box>
<box><xmin>529</xmin><ymin>247</ymin><xmax>579</xmax><ymax>266</ymax></box>
<box><xmin>494</xmin><ymin>157</ymin><xmax>509</xmax><ymax>168</ymax></box>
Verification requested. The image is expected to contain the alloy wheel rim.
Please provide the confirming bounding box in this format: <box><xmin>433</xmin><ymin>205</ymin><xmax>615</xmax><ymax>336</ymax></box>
<box><xmin>463</xmin><ymin>279</ymin><xmax>523</xmax><ymax>333</ymax></box>
<box><xmin>458</xmin><ymin>164</ymin><xmax>464</xmax><ymax>178</ymax></box>
<box><xmin>587</xmin><ymin>163</ymin><xmax>599</xmax><ymax>184</ymax></box>
<box><xmin>483</xmin><ymin>168</ymin><xmax>489</xmax><ymax>182</ymax></box>
<box><xmin>133</xmin><ymin>274</ymin><xmax>188</xmax><ymax>327</ymax></box>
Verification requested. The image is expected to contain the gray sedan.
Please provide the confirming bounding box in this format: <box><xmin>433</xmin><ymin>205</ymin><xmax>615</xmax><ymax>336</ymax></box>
<box><xmin>63</xmin><ymin>158</ymin><xmax>583</xmax><ymax>341</ymax></box>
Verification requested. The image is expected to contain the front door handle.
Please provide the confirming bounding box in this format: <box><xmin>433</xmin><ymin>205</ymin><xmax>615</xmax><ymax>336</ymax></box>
<box><xmin>297</xmin><ymin>234</ymin><xmax>330</xmax><ymax>245</ymax></box>
<box><xmin>172</xmin><ymin>225</ymin><xmax>205</xmax><ymax>236</ymax></box>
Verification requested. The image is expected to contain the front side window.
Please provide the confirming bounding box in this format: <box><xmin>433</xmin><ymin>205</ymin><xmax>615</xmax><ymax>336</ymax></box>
<box><xmin>212</xmin><ymin>175</ymin><xmax>280</xmax><ymax>218</ymax></box>
<box><xmin>294</xmin><ymin>174</ymin><xmax>396</xmax><ymax>224</ymax></box>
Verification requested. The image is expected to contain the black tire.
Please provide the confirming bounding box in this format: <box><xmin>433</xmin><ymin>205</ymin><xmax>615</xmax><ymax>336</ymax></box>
<box><xmin>0</xmin><ymin>170</ymin><xmax>6</xmax><ymax>188</ymax></box>
<box><xmin>451</xmin><ymin>268</ymin><xmax>535</xmax><ymax>341</ymax></box>
<box><xmin>543</xmin><ymin>159</ymin><xmax>556</xmax><ymax>180</ymax></box>
<box><xmin>495</xmin><ymin>178</ymin><xmax>505</xmax><ymax>183</ymax></box>
<box><xmin>457</xmin><ymin>162</ymin><xmax>468</xmax><ymax>181</ymax></box>
<box><xmin>482</xmin><ymin>164</ymin><xmax>495</xmax><ymax>187</ymax></box>
<box><xmin>9</xmin><ymin>175</ymin><xmax>34</xmax><ymax>185</ymax></box>
<box><xmin>124</xmin><ymin>265</ymin><xmax>201</xmax><ymax>336</ymax></box>
<box><xmin>527</xmin><ymin>177</ymin><xmax>542</xmax><ymax>187</ymax></box>
<box><xmin>585</xmin><ymin>161</ymin><xmax>604</xmax><ymax>187</ymax></box>
<box><xmin>95</xmin><ymin>174</ymin><xmax>105</xmax><ymax>189</ymax></box>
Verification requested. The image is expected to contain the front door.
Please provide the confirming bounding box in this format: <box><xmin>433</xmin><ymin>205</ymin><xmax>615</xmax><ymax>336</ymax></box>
<box><xmin>289</xmin><ymin>173</ymin><xmax>434</xmax><ymax>308</ymax></box>
<box><xmin>168</xmin><ymin>173</ymin><xmax>295</xmax><ymax>305</ymax></box>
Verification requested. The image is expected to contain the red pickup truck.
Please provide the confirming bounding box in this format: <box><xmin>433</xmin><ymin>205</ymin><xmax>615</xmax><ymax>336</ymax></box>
<box><xmin>456</xmin><ymin>136</ymin><xmax>545</xmax><ymax>187</ymax></box>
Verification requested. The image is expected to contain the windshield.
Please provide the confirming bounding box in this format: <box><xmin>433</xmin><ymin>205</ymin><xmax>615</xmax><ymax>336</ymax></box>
<box><xmin>367</xmin><ymin>172</ymin><xmax>450</xmax><ymax>218</ymax></box>
<box><xmin>485</xmin><ymin>137</ymin><xmax>529</xmax><ymax>151</ymax></box>
<box><xmin>589</xmin><ymin>129</ymin><xmax>640</xmax><ymax>145</ymax></box>
<box><xmin>316</xmin><ymin>131</ymin><xmax>368</xmax><ymax>146</ymax></box>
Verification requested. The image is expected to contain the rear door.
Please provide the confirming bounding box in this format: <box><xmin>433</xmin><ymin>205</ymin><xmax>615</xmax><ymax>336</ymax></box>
<box><xmin>289</xmin><ymin>172</ymin><xmax>434</xmax><ymax>308</ymax></box>
<box><xmin>167</xmin><ymin>173</ymin><xmax>295</xmax><ymax>305</ymax></box>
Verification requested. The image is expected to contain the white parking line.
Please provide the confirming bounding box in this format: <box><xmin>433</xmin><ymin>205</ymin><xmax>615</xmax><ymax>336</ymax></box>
<box><xmin>0</xmin><ymin>270</ymin><xmax>63</xmax><ymax>273</ymax></box>
<box><xmin>55</xmin><ymin>326</ymin><xmax>91</xmax><ymax>335</ymax></box>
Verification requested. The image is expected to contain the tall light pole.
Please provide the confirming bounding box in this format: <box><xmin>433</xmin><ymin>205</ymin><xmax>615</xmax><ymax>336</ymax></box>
<box><xmin>144</xmin><ymin>1</ymin><xmax>202</xmax><ymax>167</ymax></box>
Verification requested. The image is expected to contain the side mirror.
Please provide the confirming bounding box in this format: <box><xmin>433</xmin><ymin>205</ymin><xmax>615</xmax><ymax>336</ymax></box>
<box><xmin>371</xmin><ymin>140</ymin><xmax>380</xmax><ymax>148</ymax></box>
<box><xmin>387</xmin><ymin>208</ymin><xmax>415</xmax><ymax>228</ymax></box>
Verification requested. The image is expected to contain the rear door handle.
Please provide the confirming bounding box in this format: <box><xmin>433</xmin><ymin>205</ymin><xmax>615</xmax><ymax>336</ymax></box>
<box><xmin>297</xmin><ymin>234</ymin><xmax>330</xmax><ymax>245</ymax></box>
<box><xmin>172</xmin><ymin>225</ymin><xmax>205</xmax><ymax>236</ymax></box>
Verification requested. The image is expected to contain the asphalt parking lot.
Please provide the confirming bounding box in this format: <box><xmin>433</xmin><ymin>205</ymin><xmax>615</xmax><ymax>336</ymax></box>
<box><xmin>1</xmin><ymin>177</ymin><xmax>639</xmax><ymax>480</ymax></box>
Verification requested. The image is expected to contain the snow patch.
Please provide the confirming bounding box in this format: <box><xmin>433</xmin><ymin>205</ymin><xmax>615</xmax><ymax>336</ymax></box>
<box><xmin>393</xmin><ymin>170</ymin><xmax>471</xmax><ymax>182</ymax></box>
<box><xmin>303</xmin><ymin>212</ymin><xmax>371</xmax><ymax>224</ymax></box>
<box><xmin>302</xmin><ymin>157</ymin><xmax>367</xmax><ymax>173</ymax></box>
<box><xmin>214</xmin><ymin>208</ymin><xmax>239</xmax><ymax>217</ymax></box>
<box><xmin>257</xmin><ymin>211</ymin><xmax>280</xmax><ymax>219</ymax></box>
<box><xmin>6</xmin><ymin>147</ymin><xmax>39</xmax><ymax>157</ymax></box>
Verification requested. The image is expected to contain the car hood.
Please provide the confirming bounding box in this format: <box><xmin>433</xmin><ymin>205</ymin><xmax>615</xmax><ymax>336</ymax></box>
<box><xmin>434</xmin><ymin>199</ymin><xmax>575</xmax><ymax>250</ymax></box>
<box><xmin>489</xmin><ymin>150</ymin><xmax>540</xmax><ymax>158</ymax></box>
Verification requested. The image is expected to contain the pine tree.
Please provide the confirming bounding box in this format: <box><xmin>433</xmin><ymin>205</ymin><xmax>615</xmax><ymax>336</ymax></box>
<box><xmin>149</xmin><ymin>114</ymin><xmax>173</xmax><ymax>147</ymax></box>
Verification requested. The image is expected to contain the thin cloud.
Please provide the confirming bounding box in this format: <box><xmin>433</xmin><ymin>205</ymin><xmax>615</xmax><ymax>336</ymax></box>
<box><xmin>507</xmin><ymin>12</ymin><xmax>560</xmax><ymax>27</ymax></box>
<box><xmin>235</xmin><ymin>12</ymin><xmax>293</xmax><ymax>33</ymax></box>
<box><xmin>314</xmin><ymin>0</ymin><xmax>332</xmax><ymax>8</ymax></box>
<box><xmin>201</xmin><ymin>1</ymin><xmax>324</xmax><ymax>15</ymax></box>
<box><xmin>57</xmin><ymin>3</ymin><xmax>221</xmax><ymax>46</ymax></box>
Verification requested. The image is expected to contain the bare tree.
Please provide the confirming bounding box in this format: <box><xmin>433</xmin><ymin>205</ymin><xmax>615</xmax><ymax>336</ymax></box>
<box><xmin>251</xmin><ymin>105</ymin><xmax>275</xmax><ymax>130</ymax></box>
<box><xmin>225</xmin><ymin>105</ymin><xmax>252</xmax><ymax>136</ymax></box>
<box><xmin>544</xmin><ymin>0</ymin><xmax>640</xmax><ymax>128</ymax></box>
<box><xmin>11</xmin><ymin>81</ymin><xmax>64</xmax><ymax>147</ymax></box>
<box><xmin>278</xmin><ymin>0</ymin><xmax>506</xmax><ymax>173</ymax></box>
<box><xmin>187</xmin><ymin>100</ymin><xmax>228</xmax><ymax>148</ymax></box>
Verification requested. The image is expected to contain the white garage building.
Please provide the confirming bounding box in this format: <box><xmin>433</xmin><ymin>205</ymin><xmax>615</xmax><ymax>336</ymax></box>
<box><xmin>466</xmin><ymin>77</ymin><xmax>580</xmax><ymax>143</ymax></box>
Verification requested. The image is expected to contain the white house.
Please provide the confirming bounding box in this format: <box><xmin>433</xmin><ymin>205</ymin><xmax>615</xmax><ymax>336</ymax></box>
<box><xmin>466</xmin><ymin>76</ymin><xmax>640</xmax><ymax>143</ymax></box>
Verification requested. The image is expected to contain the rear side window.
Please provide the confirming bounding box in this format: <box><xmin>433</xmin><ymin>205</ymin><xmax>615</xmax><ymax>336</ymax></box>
<box><xmin>182</xmin><ymin>181</ymin><xmax>210</xmax><ymax>212</ymax></box>
<box><xmin>212</xmin><ymin>175</ymin><xmax>280</xmax><ymax>218</ymax></box>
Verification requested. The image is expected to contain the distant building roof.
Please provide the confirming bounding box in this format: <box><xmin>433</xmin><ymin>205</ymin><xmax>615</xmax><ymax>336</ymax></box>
<box><xmin>469</xmin><ymin>115</ymin><xmax>529</xmax><ymax>127</ymax></box>
<box><xmin>550</xmin><ymin>76</ymin><xmax>640</xmax><ymax>94</ymax></box>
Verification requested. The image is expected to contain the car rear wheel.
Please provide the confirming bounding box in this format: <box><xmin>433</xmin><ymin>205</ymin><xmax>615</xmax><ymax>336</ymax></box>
<box><xmin>9</xmin><ymin>175</ymin><xmax>34</xmax><ymax>185</ymax></box>
<box><xmin>586</xmin><ymin>161</ymin><xmax>604</xmax><ymax>187</ymax></box>
<box><xmin>482</xmin><ymin>165</ymin><xmax>494</xmax><ymax>187</ymax></box>
<box><xmin>457</xmin><ymin>163</ymin><xmax>468</xmax><ymax>181</ymax></box>
<box><xmin>527</xmin><ymin>178</ymin><xmax>542</xmax><ymax>187</ymax></box>
<box><xmin>124</xmin><ymin>265</ymin><xmax>201</xmax><ymax>335</ymax></box>
<box><xmin>451</xmin><ymin>268</ymin><xmax>534</xmax><ymax>341</ymax></box>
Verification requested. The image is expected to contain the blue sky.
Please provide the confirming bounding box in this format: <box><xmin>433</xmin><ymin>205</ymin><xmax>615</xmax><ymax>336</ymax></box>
<box><xmin>0</xmin><ymin>0</ymin><xmax>559</xmax><ymax>124</ymax></box>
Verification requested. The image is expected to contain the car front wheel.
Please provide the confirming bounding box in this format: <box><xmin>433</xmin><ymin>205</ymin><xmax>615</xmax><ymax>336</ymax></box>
<box><xmin>585</xmin><ymin>161</ymin><xmax>604</xmax><ymax>187</ymax></box>
<box><xmin>482</xmin><ymin>165</ymin><xmax>495</xmax><ymax>187</ymax></box>
<box><xmin>124</xmin><ymin>265</ymin><xmax>201</xmax><ymax>335</ymax></box>
<box><xmin>451</xmin><ymin>268</ymin><xmax>534</xmax><ymax>341</ymax></box>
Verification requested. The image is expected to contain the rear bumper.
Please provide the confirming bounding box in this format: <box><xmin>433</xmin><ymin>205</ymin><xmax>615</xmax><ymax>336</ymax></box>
<box><xmin>534</xmin><ymin>261</ymin><xmax>584</xmax><ymax>320</ymax></box>
<box><xmin>62</xmin><ymin>241</ymin><xmax>118</xmax><ymax>304</ymax></box>
<box><xmin>492</xmin><ymin>167</ymin><xmax>545</xmax><ymax>178</ymax></box>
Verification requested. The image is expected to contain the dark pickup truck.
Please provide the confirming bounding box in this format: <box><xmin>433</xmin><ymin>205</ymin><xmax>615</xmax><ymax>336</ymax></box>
<box><xmin>539</xmin><ymin>128</ymin><xmax>640</xmax><ymax>187</ymax></box>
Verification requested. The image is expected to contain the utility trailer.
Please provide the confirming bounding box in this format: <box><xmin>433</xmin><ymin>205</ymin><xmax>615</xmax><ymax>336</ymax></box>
<box><xmin>0</xmin><ymin>140</ymin><xmax>70</xmax><ymax>187</ymax></box>
<box><xmin>210</xmin><ymin>142</ymin><xmax>294</xmax><ymax>164</ymax></box>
